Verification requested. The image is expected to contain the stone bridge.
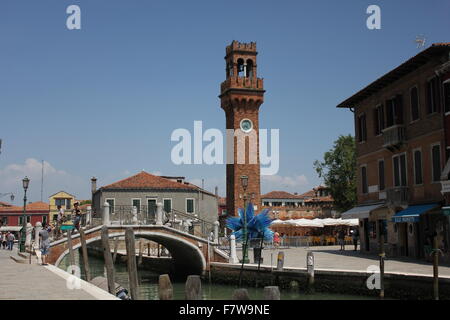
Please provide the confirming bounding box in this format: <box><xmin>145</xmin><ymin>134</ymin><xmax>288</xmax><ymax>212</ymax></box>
<box><xmin>48</xmin><ymin>225</ymin><xmax>229</xmax><ymax>276</ymax></box>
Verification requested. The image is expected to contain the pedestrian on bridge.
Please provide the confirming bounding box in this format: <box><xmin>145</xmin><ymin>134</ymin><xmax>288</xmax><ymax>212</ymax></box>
<box><xmin>72</xmin><ymin>202</ymin><xmax>82</xmax><ymax>232</ymax></box>
<box><xmin>39</xmin><ymin>223</ymin><xmax>51</xmax><ymax>265</ymax></box>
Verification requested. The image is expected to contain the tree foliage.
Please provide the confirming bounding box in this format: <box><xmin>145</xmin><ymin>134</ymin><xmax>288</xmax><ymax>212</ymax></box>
<box><xmin>313</xmin><ymin>135</ymin><xmax>357</xmax><ymax>213</ymax></box>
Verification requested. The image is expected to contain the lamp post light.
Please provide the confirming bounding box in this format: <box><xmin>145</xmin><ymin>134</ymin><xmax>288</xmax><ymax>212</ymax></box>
<box><xmin>240</xmin><ymin>175</ymin><xmax>249</xmax><ymax>263</ymax></box>
<box><xmin>19</xmin><ymin>176</ymin><xmax>30</xmax><ymax>253</ymax></box>
<box><xmin>0</xmin><ymin>193</ymin><xmax>15</xmax><ymax>202</ymax></box>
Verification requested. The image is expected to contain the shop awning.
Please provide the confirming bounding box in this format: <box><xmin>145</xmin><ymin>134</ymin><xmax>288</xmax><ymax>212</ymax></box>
<box><xmin>0</xmin><ymin>226</ymin><xmax>23</xmax><ymax>232</ymax></box>
<box><xmin>341</xmin><ymin>204</ymin><xmax>384</xmax><ymax>220</ymax></box>
<box><xmin>392</xmin><ymin>203</ymin><xmax>440</xmax><ymax>223</ymax></box>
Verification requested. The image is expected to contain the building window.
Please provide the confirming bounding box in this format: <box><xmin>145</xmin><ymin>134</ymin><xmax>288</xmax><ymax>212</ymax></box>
<box><xmin>374</xmin><ymin>105</ymin><xmax>385</xmax><ymax>135</ymax></box>
<box><xmin>42</xmin><ymin>215</ymin><xmax>48</xmax><ymax>225</ymax></box>
<box><xmin>132</xmin><ymin>199</ymin><xmax>141</xmax><ymax>213</ymax></box>
<box><xmin>410</xmin><ymin>86</ymin><xmax>420</xmax><ymax>121</ymax></box>
<box><xmin>386</xmin><ymin>95</ymin><xmax>404</xmax><ymax>127</ymax></box>
<box><xmin>427</xmin><ymin>77</ymin><xmax>441</xmax><ymax>114</ymax></box>
<box><xmin>19</xmin><ymin>216</ymin><xmax>31</xmax><ymax>225</ymax></box>
<box><xmin>393</xmin><ymin>154</ymin><xmax>407</xmax><ymax>187</ymax></box>
<box><xmin>55</xmin><ymin>198</ymin><xmax>71</xmax><ymax>210</ymax></box>
<box><xmin>444</xmin><ymin>81</ymin><xmax>450</xmax><ymax>113</ymax></box>
<box><xmin>358</xmin><ymin>113</ymin><xmax>367</xmax><ymax>142</ymax></box>
<box><xmin>379</xmin><ymin>220</ymin><xmax>388</xmax><ymax>243</ymax></box>
<box><xmin>378</xmin><ymin>160</ymin><xmax>385</xmax><ymax>191</ymax></box>
<box><xmin>147</xmin><ymin>199</ymin><xmax>157</xmax><ymax>215</ymax></box>
<box><xmin>163</xmin><ymin>199</ymin><xmax>172</xmax><ymax>213</ymax></box>
<box><xmin>432</xmin><ymin>144</ymin><xmax>442</xmax><ymax>182</ymax></box>
<box><xmin>369</xmin><ymin>221</ymin><xmax>377</xmax><ymax>239</ymax></box>
<box><xmin>361</xmin><ymin>166</ymin><xmax>368</xmax><ymax>194</ymax></box>
<box><xmin>186</xmin><ymin>198</ymin><xmax>195</xmax><ymax>214</ymax></box>
<box><xmin>106</xmin><ymin>199</ymin><xmax>115</xmax><ymax>213</ymax></box>
<box><xmin>413</xmin><ymin>150</ymin><xmax>423</xmax><ymax>185</ymax></box>
<box><xmin>1</xmin><ymin>217</ymin><xmax>8</xmax><ymax>225</ymax></box>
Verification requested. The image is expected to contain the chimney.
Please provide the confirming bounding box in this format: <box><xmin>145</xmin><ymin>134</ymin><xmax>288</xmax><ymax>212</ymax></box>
<box><xmin>215</xmin><ymin>186</ymin><xmax>219</xmax><ymax>198</ymax></box>
<box><xmin>91</xmin><ymin>177</ymin><xmax>97</xmax><ymax>194</ymax></box>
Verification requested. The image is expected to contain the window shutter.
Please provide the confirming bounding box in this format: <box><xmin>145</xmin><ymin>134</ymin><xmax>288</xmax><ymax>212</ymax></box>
<box><xmin>395</xmin><ymin>94</ymin><xmax>404</xmax><ymax>124</ymax></box>
<box><xmin>427</xmin><ymin>81</ymin><xmax>432</xmax><ymax>113</ymax></box>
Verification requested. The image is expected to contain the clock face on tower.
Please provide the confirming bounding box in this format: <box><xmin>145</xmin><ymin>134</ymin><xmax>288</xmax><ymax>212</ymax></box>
<box><xmin>240</xmin><ymin>119</ymin><xmax>253</xmax><ymax>133</ymax></box>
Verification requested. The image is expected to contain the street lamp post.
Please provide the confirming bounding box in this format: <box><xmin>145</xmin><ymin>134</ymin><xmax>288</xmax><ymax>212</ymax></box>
<box><xmin>240</xmin><ymin>175</ymin><xmax>249</xmax><ymax>264</ymax></box>
<box><xmin>19</xmin><ymin>177</ymin><xmax>30</xmax><ymax>253</ymax></box>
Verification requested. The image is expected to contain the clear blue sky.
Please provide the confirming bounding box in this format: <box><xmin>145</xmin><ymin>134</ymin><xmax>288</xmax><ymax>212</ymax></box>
<box><xmin>1</xmin><ymin>0</ymin><xmax>449</xmax><ymax>203</ymax></box>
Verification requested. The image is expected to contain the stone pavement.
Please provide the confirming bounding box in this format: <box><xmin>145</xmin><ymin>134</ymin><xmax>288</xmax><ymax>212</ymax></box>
<box><xmin>0</xmin><ymin>247</ymin><xmax>106</xmax><ymax>300</ymax></box>
<box><xmin>255</xmin><ymin>245</ymin><xmax>450</xmax><ymax>277</ymax></box>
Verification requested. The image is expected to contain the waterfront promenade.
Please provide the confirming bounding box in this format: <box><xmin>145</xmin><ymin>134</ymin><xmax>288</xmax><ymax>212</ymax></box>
<box><xmin>258</xmin><ymin>245</ymin><xmax>450</xmax><ymax>277</ymax></box>
<box><xmin>0</xmin><ymin>248</ymin><xmax>117</xmax><ymax>300</ymax></box>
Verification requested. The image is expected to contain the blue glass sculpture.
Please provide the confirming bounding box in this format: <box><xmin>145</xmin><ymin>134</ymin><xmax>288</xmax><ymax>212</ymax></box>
<box><xmin>226</xmin><ymin>202</ymin><xmax>274</xmax><ymax>242</ymax></box>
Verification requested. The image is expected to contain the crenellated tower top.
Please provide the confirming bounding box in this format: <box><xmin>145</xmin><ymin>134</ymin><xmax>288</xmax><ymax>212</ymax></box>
<box><xmin>220</xmin><ymin>40</ymin><xmax>265</xmax><ymax>109</ymax></box>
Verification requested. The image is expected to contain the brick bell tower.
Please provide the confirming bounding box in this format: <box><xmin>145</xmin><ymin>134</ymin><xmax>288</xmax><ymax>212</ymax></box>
<box><xmin>219</xmin><ymin>41</ymin><xmax>265</xmax><ymax>216</ymax></box>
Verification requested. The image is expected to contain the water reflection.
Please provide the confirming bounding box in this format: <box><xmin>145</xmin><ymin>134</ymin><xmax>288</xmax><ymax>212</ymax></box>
<box><xmin>59</xmin><ymin>252</ymin><xmax>373</xmax><ymax>300</ymax></box>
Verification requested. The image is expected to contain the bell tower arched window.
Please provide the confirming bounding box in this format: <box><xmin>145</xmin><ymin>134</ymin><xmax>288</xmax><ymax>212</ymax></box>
<box><xmin>246</xmin><ymin>59</ymin><xmax>254</xmax><ymax>79</ymax></box>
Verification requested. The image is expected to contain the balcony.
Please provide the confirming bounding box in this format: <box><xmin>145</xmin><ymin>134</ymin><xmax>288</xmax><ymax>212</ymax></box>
<box><xmin>382</xmin><ymin>125</ymin><xmax>406</xmax><ymax>150</ymax></box>
<box><xmin>386</xmin><ymin>186</ymin><xmax>409</xmax><ymax>207</ymax></box>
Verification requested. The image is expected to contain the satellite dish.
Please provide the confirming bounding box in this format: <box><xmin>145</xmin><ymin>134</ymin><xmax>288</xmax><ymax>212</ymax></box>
<box><xmin>415</xmin><ymin>35</ymin><xmax>426</xmax><ymax>49</ymax></box>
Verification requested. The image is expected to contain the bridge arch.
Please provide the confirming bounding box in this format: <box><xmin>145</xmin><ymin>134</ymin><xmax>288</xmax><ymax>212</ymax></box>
<box><xmin>54</xmin><ymin>230</ymin><xmax>207</xmax><ymax>276</ymax></box>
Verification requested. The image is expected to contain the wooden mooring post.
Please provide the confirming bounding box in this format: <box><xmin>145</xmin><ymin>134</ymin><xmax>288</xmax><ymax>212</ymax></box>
<box><xmin>159</xmin><ymin>274</ymin><xmax>173</xmax><ymax>300</ymax></box>
<box><xmin>79</xmin><ymin>228</ymin><xmax>91</xmax><ymax>282</ymax></box>
<box><xmin>263</xmin><ymin>286</ymin><xmax>280</xmax><ymax>300</ymax></box>
<box><xmin>433</xmin><ymin>236</ymin><xmax>440</xmax><ymax>300</ymax></box>
<box><xmin>125</xmin><ymin>228</ymin><xmax>140</xmax><ymax>300</ymax></box>
<box><xmin>138</xmin><ymin>240</ymin><xmax>143</xmax><ymax>266</ymax></box>
<box><xmin>185</xmin><ymin>275</ymin><xmax>202</xmax><ymax>300</ymax></box>
<box><xmin>101</xmin><ymin>225</ymin><xmax>116</xmax><ymax>295</ymax></box>
<box><xmin>112</xmin><ymin>237</ymin><xmax>119</xmax><ymax>264</ymax></box>
<box><xmin>379</xmin><ymin>233</ymin><xmax>385</xmax><ymax>299</ymax></box>
<box><xmin>232</xmin><ymin>288</ymin><xmax>250</xmax><ymax>300</ymax></box>
<box><xmin>276</xmin><ymin>251</ymin><xmax>284</xmax><ymax>271</ymax></box>
<box><xmin>306</xmin><ymin>251</ymin><xmax>314</xmax><ymax>293</ymax></box>
<box><xmin>67</xmin><ymin>229</ymin><xmax>75</xmax><ymax>271</ymax></box>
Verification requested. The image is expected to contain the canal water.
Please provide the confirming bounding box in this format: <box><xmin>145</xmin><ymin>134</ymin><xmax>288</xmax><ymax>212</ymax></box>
<box><xmin>59</xmin><ymin>253</ymin><xmax>373</xmax><ymax>300</ymax></box>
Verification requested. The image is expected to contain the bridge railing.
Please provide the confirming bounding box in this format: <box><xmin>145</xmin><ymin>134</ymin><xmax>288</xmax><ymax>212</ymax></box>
<box><xmin>90</xmin><ymin>205</ymin><xmax>216</xmax><ymax>240</ymax></box>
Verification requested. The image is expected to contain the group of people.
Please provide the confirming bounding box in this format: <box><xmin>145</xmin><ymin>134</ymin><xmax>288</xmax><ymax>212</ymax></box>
<box><xmin>337</xmin><ymin>227</ymin><xmax>359</xmax><ymax>251</ymax></box>
<box><xmin>1</xmin><ymin>232</ymin><xmax>16</xmax><ymax>250</ymax></box>
<box><xmin>54</xmin><ymin>201</ymin><xmax>83</xmax><ymax>239</ymax></box>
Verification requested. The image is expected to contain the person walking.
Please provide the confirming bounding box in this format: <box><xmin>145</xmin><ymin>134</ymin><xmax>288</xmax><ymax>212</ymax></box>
<box><xmin>56</xmin><ymin>205</ymin><xmax>64</xmax><ymax>239</ymax></box>
<box><xmin>1</xmin><ymin>232</ymin><xmax>7</xmax><ymax>249</ymax></box>
<box><xmin>352</xmin><ymin>227</ymin><xmax>359</xmax><ymax>251</ymax></box>
<box><xmin>7</xmin><ymin>232</ymin><xmax>15</xmax><ymax>250</ymax></box>
<box><xmin>338</xmin><ymin>228</ymin><xmax>346</xmax><ymax>251</ymax></box>
<box><xmin>72</xmin><ymin>202</ymin><xmax>82</xmax><ymax>232</ymax></box>
<box><xmin>273</xmin><ymin>232</ymin><xmax>280</xmax><ymax>248</ymax></box>
<box><xmin>39</xmin><ymin>223</ymin><xmax>51</xmax><ymax>265</ymax></box>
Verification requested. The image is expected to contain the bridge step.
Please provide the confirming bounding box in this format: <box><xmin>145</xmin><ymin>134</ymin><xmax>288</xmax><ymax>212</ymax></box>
<box><xmin>17</xmin><ymin>252</ymin><xmax>28</xmax><ymax>259</ymax></box>
<box><xmin>10</xmin><ymin>255</ymin><xmax>28</xmax><ymax>264</ymax></box>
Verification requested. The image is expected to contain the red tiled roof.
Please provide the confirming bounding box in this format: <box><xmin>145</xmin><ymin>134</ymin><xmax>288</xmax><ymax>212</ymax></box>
<box><xmin>101</xmin><ymin>171</ymin><xmax>198</xmax><ymax>190</ymax></box>
<box><xmin>0</xmin><ymin>201</ymin><xmax>49</xmax><ymax>213</ymax></box>
<box><xmin>261</xmin><ymin>191</ymin><xmax>298</xmax><ymax>199</ymax></box>
<box><xmin>297</xmin><ymin>190</ymin><xmax>316</xmax><ymax>198</ymax></box>
<box><xmin>304</xmin><ymin>195</ymin><xmax>334</xmax><ymax>203</ymax></box>
<box><xmin>99</xmin><ymin>171</ymin><xmax>215</xmax><ymax>196</ymax></box>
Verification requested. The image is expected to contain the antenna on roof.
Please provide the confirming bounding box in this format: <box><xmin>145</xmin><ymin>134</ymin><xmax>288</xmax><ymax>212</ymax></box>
<box><xmin>415</xmin><ymin>35</ymin><xmax>426</xmax><ymax>49</ymax></box>
<box><xmin>41</xmin><ymin>160</ymin><xmax>44</xmax><ymax>202</ymax></box>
